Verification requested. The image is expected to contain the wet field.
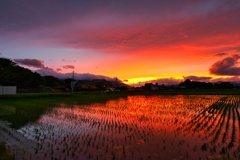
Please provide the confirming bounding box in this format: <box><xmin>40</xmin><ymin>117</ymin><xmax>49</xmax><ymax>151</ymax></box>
<box><xmin>1</xmin><ymin>95</ymin><xmax>240</xmax><ymax>159</ymax></box>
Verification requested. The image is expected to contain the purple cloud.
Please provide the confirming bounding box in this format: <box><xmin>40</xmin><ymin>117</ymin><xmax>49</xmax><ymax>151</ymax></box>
<box><xmin>0</xmin><ymin>1</ymin><xmax>210</xmax><ymax>32</ymax></box>
<box><xmin>36</xmin><ymin>67</ymin><xmax>56</xmax><ymax>75</ymax></box>
<box><xmin>62</xmin><ymin>65</ymin><xmax>75</xmax><ymax>69</ymax></box>
<box><xmin>46</xmin><ymin>4</ymin><xmax>240</xmax><ymax>54</ymax></box>
<box><xmin>215</xmin><ymin>53</ymin><xmax>228</xmax><ymax>57</ymax></box>
<box><xmin>14</xmin><ymin>58</ymin><xmax>45</xmax><ymax>68</ymax></box>
<box><xmin>183</xmin><ymin>75</ymin><xmax>212</xmax><ymax>82</ymax></box>
<box><xmin>61</xmin><ymin>59</ymin><xmax>72</xmax><ymax>62</ymax></box>
<box><xmin>211</xmin><ymin>76</ymin><xmax>240</xmax><ymax>83</ymax></box>
<box><xmin>209</xmin><ymin>54</ymin><xmax>240</xmax><ymax>75</ymax></box>
<box><xmin>36</xmin><ymin>68</ymin><xmax>119</xmax><ymax>81</ymax></box>
<box><xmin>141</xmin><ymin>78</ymin><xmax>182</xmax><ymax>86</ymax></box>
<box><xmin>1</xmin><ymin>0</ymin><xmax>240</xmax><ymax>53</ymax></box>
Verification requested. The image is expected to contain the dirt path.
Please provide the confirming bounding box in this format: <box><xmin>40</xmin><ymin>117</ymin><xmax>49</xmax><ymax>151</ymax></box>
<box><xmin>0</xmin><ymin>120</ymin><xmax>37</xmax><ymax>160</ymax></box>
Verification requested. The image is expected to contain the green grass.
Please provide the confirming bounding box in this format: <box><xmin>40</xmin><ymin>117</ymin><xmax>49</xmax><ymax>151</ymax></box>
<box><xmin>0</xmin><ymin>92</ymin><xmax>130</xmax><ymax>129</ymax></box>
<box><xmin>0</xmin><ymin>142</ymin><xmax>14</xmax><ymax>160</ymax></box>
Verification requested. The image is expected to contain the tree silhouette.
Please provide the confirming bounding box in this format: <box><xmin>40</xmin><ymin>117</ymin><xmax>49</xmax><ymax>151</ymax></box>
<box><xmin>0</xmin><ymin>58</ymin><xmax>45</xmax><ymax>88</ymax></box>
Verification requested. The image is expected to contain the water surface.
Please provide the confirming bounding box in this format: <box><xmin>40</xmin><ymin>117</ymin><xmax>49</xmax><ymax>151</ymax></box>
<box><xmin>17</xmin><ymin>95</ymin><xmax>239</xmax><ymax>159</ymax></box>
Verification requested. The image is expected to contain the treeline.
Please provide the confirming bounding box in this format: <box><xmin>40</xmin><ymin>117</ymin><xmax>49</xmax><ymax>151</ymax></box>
<box><xmin>0</xmin><ymin>58</ymin><xmax>72</xmax><ymax>89</ymax></box>
<box><xmin>179</xmin><ymin>79</ymin><xmax>236</xmax><ymax>89</ymax></box>
<box><xmin>0</xmin><ymin>58</ymin><xmax>238</xmax><ymax>90</ymax></box>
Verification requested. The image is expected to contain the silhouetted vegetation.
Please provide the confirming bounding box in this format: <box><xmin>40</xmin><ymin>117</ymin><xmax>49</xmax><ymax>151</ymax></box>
<box><xmin>0</xmin><ymin>58</ymin><xmax>127</xmax><ymax>92</ymax></box>
<box><xmin>0</xmin><ymin>58</ymin><xmax>45</xmax><ymax>89</ymax></box>
<box><xmin>0</xmin><ymin>58</ymin><xmax>239</xmax><ymax>93</ymax></box>
<box><xmin>0</xmin><ymin>142</ymin><xmax>14</xmax><ymax>160</ymax></box>
<box><xmin>44</xmin><ymin>76</ymin><xmax>63</xmax><ymax>87</ymax></box>
<box><xmin>179</xmin><ymin>79</ymin><xmax>235</xmax><ymax>89</ymax></box>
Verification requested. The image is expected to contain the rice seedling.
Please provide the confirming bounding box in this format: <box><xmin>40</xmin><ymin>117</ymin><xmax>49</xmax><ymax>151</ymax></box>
<box><xmin>1</xmin><ymin>95</ymin><xmax>239</xmax><ymax>159</ymax></box>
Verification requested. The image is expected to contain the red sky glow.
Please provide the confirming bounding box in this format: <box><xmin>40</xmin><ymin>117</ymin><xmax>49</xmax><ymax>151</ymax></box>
<box><xmin>1</xmin><ymin>0</ymin><xmax>240</xmax><ymax>85</ymax></box>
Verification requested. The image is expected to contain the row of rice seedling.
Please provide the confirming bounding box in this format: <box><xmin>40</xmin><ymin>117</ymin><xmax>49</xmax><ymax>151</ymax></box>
<box><xmin>13</xmin><ymin>95</ymin><xmax>239</xmax><ymax>160</ymax></box>
<box><xmin>179</xmin><ymin>96</ymin><xmax>239</xmax><ymax>159</ymax></box>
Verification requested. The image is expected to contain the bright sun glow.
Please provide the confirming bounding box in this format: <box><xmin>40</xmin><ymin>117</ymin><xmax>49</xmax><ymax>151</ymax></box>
<box><xmin>124</xmin><ymin>77</ymin><xmax>157</xmax><ymax>85</ymax></box>
<box><xmin>123</xmin><ymin>76</ymin><xmax>184</xmax><ymax>86</ymax></box>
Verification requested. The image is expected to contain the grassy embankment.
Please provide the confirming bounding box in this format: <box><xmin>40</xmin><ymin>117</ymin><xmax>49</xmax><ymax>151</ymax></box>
<box><xmin>0</xmin><ymin>92</ymin><xmax>129</xmax><ymax>160</ymax></box>
<box><xmin>0</xmin><ymin>143</ymin><xmax>14</xmax><ymax>160</ymax></box>
<box><xmin>0</xmin><ymin>92</ymin><xmax>130</xmax><ymax>128</ymax></box>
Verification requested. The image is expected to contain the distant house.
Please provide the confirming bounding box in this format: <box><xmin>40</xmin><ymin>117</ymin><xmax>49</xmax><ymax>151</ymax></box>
<box><xmin>0</xmin><ymin>86</ymin><xmax>17</xmax><ymax>95</ymax></box>
<box><xmin>75</xmin><ymin>80</ymin><xmax>97</xmax><ymax>90</ymax></box>
<box><xmin>180</xmin><ymin>85</ymin><xmax>186</xmax><ymax>89</ymax></box>
<box><xmin>51</xmin><ymin>85</ymin><xmax>69</xmax><ymax>92</ymax></box>
<box><xmin>74</xmin><ymin>79</ymin><xmax>112</xmax><ymax>91</ymax></box>
<box><xmin>144</xmin><ymin>83</ymin><xmax>159</xmax><ymax>90</ymax></box>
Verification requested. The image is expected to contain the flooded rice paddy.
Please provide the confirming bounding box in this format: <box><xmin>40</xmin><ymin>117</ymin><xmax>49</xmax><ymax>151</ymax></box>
<box><xmin>3</xmin><ymin>95</ymin><xmax>240</xmax><ymax>159</ymax></box>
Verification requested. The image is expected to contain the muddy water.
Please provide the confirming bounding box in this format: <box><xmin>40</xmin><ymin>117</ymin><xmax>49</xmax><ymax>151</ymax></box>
<box><xmin>13</xmin><ymin>95</ymin><xmax>239</xmax><ymax>160</ymax></box>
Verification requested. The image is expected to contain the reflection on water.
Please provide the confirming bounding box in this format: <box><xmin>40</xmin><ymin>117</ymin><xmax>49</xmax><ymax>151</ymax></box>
<box><xmin>17</xmin><ymin>95</ymin><xmax>239</xmax><ymax>160</ymax></box>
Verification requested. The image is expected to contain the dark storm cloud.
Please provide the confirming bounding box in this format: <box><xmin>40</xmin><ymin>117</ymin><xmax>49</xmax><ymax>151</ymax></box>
<box><xmin>1</xmin><ymin>0</ymin><xmax>240</xmax><ymax>52</ymax></box>
<box><xmin>183</xmin><ymin>75</ymin><xmax>212</xmax><ymax>81</ymax></box>
<box><xmin>0</xmin><ymin>0</ymin><xmax>89</xmax><ymax>32</ymax></box>
<box><xmin>209</xmin><ymin>54</ymin><xmax>240</xmax><ymax>75</ymax></box>
<box><xmin>0</xmin><ymin>0</ymin><xmax>214</xmax><ymax>32</ymax></box>
<box><xmin>14</xmin><ymin>58</ymin><xmax>45</xmax><ymax>68</ymax></box>
<box><xmin>0</xmin><ymin>1</ymin><xmax>236</xmax><ymax>33</ymax></box>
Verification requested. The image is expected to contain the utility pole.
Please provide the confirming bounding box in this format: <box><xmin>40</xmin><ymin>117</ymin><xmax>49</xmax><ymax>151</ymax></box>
<box><xmin>71</xmin><ymin>71</ymin><xmax>77</xmax><ymax>94</ymax></box>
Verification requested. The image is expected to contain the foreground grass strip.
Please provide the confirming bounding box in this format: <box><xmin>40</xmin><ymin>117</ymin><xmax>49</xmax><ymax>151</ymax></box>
<box><xmin>0</xmin><ymin>142</ymin><xmax>14</xmax><ymax>160</ymax></box>
<box><xmin>0</xmin><ymin>92</ymin><xmax>129</xmax><ymax>129</ymax></box>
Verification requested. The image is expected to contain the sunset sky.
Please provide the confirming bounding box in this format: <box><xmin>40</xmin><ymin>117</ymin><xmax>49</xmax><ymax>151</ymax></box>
<box><xmin>1</xmin><ymin>0</ymin><xmax>240</xmax><ymax>85</ymax></box>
